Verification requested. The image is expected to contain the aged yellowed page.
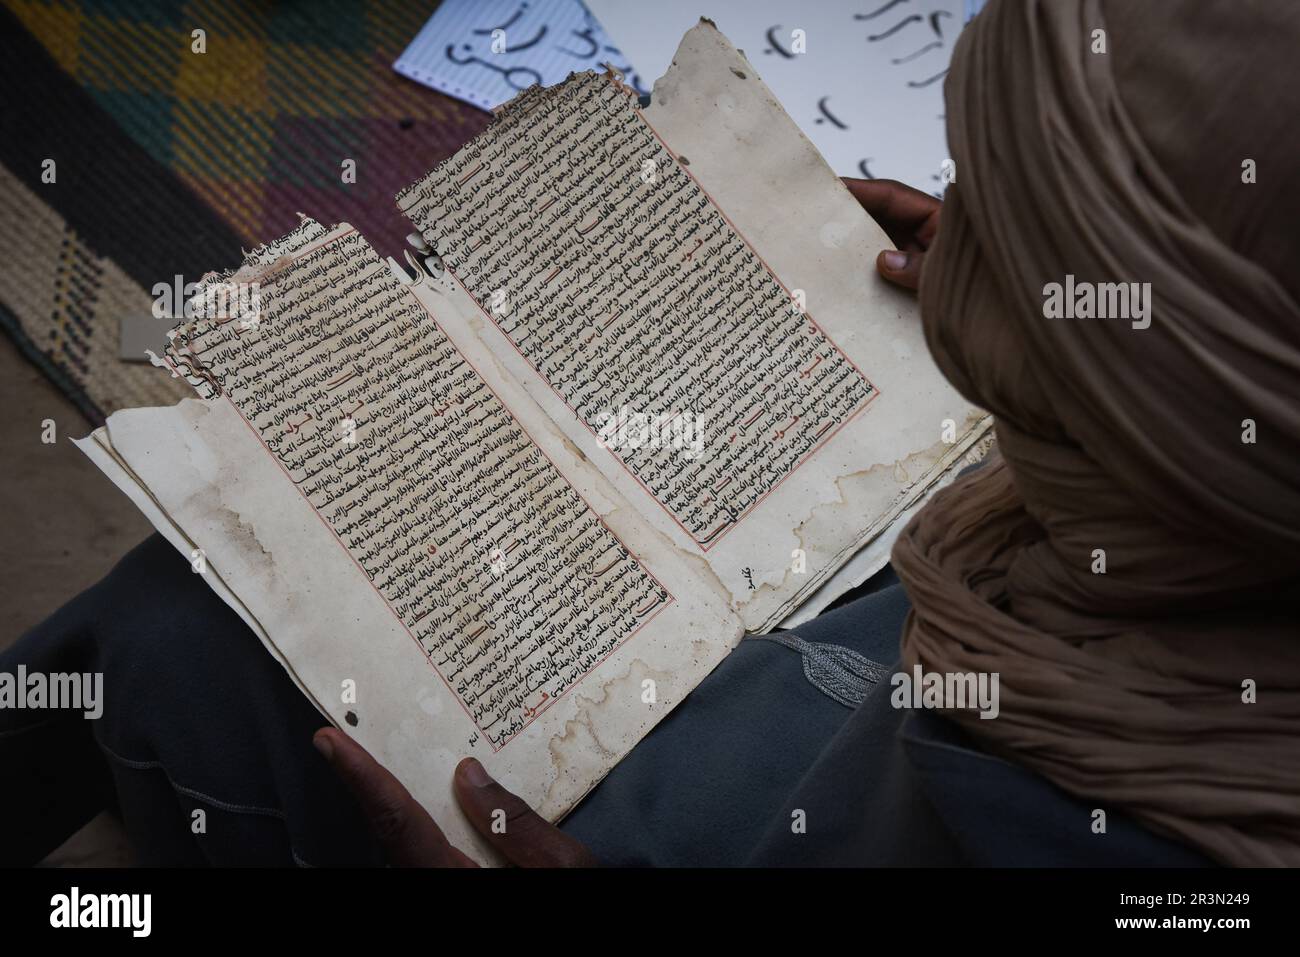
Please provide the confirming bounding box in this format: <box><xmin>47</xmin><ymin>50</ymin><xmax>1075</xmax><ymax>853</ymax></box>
<box><xmin>397</xmin><ymin>22</ymin><xmax>990</xmax><ymax>633</ymax></box>
<box><xmin>81</xmin><ymin>218</ymin><xmax>739</xmax><ymax>865</ymax></box>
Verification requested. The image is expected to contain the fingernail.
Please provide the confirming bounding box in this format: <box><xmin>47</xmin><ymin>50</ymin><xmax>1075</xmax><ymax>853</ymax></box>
<box><xmin>882</xmin><ymin>250</ymin><xmax>909</xmax><ymax>271</ymax></box>
<box><xmin>312</xmin><ymin>731</ymin><xmax>334</xmax><ymax>761</ymax></box>
<box><xmin>459</xmin><ymin>757</ymin><xmax>492</xmax><ymax>788</ymax></box>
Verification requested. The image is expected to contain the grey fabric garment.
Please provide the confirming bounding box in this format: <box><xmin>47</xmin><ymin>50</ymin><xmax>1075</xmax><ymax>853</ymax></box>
<box><xmin>559</xmin><ymin>569</ymin><xmax>910</xmax><ymax>866</ymax></box>
<box><xmin>561</xmin><ymin>564</ymin><xmax>1210</xmax><ymax>867</ymax></box>
<box><xmin>748</xmin><ymin>632</ymin><xmax>890</xmax><ymax>708</ymax></box>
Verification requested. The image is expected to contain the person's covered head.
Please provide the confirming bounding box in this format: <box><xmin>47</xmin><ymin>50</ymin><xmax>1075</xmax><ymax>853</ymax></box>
<box><xmin>922</xmin><ymin>0</ymin><xmax>1300</xmax><ymax>577</ymax></box>
<box><xmin>895</xmin><ymin>0</ymin><xmax>1300</xmax><ymax>865</ymax></box>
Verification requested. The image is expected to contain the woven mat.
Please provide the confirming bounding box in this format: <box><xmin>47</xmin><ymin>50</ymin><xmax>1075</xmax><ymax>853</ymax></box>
<box><xmin>0</xmin><ymin>0</ymin><xmax>490</xmax><ymax>424</ymax></box>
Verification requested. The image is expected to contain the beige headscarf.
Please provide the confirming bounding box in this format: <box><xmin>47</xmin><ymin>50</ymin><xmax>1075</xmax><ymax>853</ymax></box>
<box><xmin>893</xmin><ymin>0</ymin><xmax>1300</xmax><ymax>865</ymax></box>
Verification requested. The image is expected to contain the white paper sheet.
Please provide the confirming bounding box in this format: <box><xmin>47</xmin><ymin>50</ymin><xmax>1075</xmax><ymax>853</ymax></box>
<box><xmin>394</xmin><ymin>0</ymin><xmax>653</xmax><ymax>110</ymax></box>
<box><xmin>586</xmin><ymin>0</ymin><xmax>971</xmax><ymax>192</ymax></box>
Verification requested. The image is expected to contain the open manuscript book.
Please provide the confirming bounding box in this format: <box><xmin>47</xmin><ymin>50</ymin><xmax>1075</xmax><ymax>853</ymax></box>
<box><xmin>77</xmin><ymin>22</ymin><xmax>989</xmax><ymax>864</ymax></box>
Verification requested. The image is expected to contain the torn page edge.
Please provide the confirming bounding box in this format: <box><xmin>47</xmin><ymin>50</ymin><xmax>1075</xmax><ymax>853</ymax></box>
<box><xmin>147</xmin><ymin>218</ymin><xmax>339</xmax><ymax>397</ymax></box>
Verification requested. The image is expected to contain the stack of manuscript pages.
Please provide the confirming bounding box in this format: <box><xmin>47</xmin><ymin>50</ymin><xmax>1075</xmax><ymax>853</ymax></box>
<box><xmin>77</xmin><ymin>21</ymin><xmax>990</xmax><ymax>863</ymax></box>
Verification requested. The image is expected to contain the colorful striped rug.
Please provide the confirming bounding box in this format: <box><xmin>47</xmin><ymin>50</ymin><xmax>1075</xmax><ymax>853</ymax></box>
<box><xmin>0</xmin><ymin>0</ymin><xmax>490</xmax><ymax>424</ymax></box>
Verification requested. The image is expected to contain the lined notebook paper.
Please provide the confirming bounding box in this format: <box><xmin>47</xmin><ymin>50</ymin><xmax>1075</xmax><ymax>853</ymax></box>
<box><xmin>393</xmin><ymin>0</ymin><xmax>648</xmax><ymax>111</ymax></box>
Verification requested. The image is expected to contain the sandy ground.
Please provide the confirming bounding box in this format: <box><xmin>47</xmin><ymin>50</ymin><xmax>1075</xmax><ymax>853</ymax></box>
<box><xmin>0</xmin><ymin>337</ymin><xmax>154</xmax><ymax>636</ymax></box>
<box><xmin>1</xmin><ymin>334</ymin><xmax>145</xmax><ymax>864</ymax></box>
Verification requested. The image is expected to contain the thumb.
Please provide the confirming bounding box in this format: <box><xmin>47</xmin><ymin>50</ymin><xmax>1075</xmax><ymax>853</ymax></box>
<box><xmin>877</xmin><ymin>248</ymin><xmax>925</xmax><ymax>291</ymax></box>
<box><xmin>314</xmin><ymin>728</ymin><xmax>475</xmax><ymax>867</ymax></box>
<box><xmin>453</xmin><ymin>758</ymin><xmax>598</xmax><ymax>867</ymax></box>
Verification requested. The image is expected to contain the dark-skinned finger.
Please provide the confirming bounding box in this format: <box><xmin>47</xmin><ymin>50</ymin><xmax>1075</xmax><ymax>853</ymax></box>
<box><xmin>453</xmin><ymin>757</ymin><xmax>598</xmax><ymax>868</ymax></box>
<box><xmin>314</xmin><ymin>728</ymin><xmax>476</xmax><ymax>867</ymax></box>
<box><xmin>841</xmin><ymin>177</ymin><xmax>942</xmax><ymax>250</ymax></box>
<box><xmin>842</xmin><ymin>176</ymin><xmax>941</xmax><ymax>228</ymax></box>
<box><xmin>876</xmin><ymin>248</ymin><xmax>925</xmax><ymax>291</ymax></box>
